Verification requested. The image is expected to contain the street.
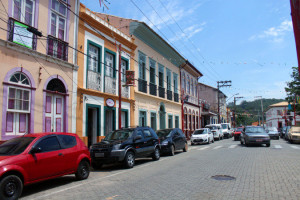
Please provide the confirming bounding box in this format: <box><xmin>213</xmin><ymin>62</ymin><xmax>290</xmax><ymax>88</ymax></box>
<box><xmin>19</xmin><ymin>138</ymin><xmax>300</xmax><ymax>200</ymax></box>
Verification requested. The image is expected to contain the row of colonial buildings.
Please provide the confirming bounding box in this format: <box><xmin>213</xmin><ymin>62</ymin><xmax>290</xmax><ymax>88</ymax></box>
<box><xmin>0</xmin><ymin>0</ymin><xmax>229</xmax><ymax>145</ymax></box>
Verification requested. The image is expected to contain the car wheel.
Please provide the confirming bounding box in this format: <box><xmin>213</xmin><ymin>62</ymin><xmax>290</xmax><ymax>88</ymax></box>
<box><xmin>152</xmin><ymin>148</ymin><xmax>160</xmax><ymax>161</ymax></box>
<box><xmin>212</xmin><ymin>139</ymin><xmax>214</xmax><ymax>143</ymax></box>
<box><xmin>207</xmin><ymin>138</ymin><xmax>210</xmax><ymax>144</ymax></box>
<box><xmin>191</xmin><ymin>142</ymin><xmax>194</xmax><ymax>146</ymax></box>
<box><xmin>0</xmin><ymin>175</ymin><xmax>23</xmax><ymax>200</ymax></box>
<box><xmin>290</xmin><ymin>140</ymin><xmax>294</xmax><ymax>144</ymax></box>
<box><xmin>75</xmin><ymin>160</ymin><xmax>90</xmax><ymax>180</ymax></box>
<box><xmin>240</xmin><ymin>139</ymin><xmax>244</xmax><ymax>145</ymax></box>
<box><xmin>91</xmin><ymin>162</ymin><xmax>103</xmax><ymax>170</ymax></box>
<box><xmin>170</xmin><ymin>145</ymin><xmax>175</xmax><ymax>156</ymax></box>
<box><xmin>266</xmin><ymin>143</ymin><xmax>270</xmax><ymax>147</ymax></box>
<box><xmin>124</xmin><ymin>151</ymin><xmax>135</xmax><ymax>168</ymax></box>
<box><xmin>183</xmin><ymin>143</ymin><xmax>188</xmax><ymax>152</ymax></box>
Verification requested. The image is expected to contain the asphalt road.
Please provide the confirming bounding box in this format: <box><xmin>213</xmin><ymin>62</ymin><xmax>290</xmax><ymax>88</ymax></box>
<box><xmin>20</xmin><ymin>138</ymin><xmax>300</xmax><ymax>200</ymax></box>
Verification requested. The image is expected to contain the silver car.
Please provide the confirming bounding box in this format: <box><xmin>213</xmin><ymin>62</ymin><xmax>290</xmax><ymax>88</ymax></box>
<box><xmin>266</xmin><ymin>127</ymin><xmax>280</xmax><ymax>140</ymax></box>
<box><xmin>240</xmin><ymin>126</ymin><xmax>270</xmax><ymax>147</ymax></box>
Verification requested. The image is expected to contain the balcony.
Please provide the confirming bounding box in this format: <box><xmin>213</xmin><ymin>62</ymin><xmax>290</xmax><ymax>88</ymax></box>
<box><xmin>159</xmin><ymin>86</ymin><xmax>165</xmax><ymax>98</ymax></box>
<box><xmin>149</xmin><ymin>83</ymin><xmax>157</xmax><ymax>96</ymax></box>
<box><xmin>187</xmin><ymin>95</ymin><xmax>198</xmax><ymax>105</ymax></box>
<box><xmin>174</xmin><ymin>93</ymin><xmax>179</xmax><ymax>102</ymax></box>
<box><xmin>138</xmin><ymin>79</ymin><xmax>147</xmax><ymax>93</ymax></box>
<box><xmin>104</xmin><ymin>76</ymin><xmax>116</xmax><ymax>95</ymax></box>
<box><xmin>167</xmin><ymin>90</ymin><xmax>172</xmax><ymax>101</ymax></box>
<box><xmin>47</xmin><ymin>35</ymin><xmax>68</xmax><ymax>61</ymax></box>
<box><xmin>87</xmin><ymin>70</ymin><xmax>101</xmax><ymax>91</ymax></box>
<box><xmin>8</xmin><ymin>18</ymin><xmax>37</xmax><ymax>50</ymax></box>
<box><xmin>121</xmin><ymin>84</ymin><xmax>129</xmax><ymax>98</ymax></box>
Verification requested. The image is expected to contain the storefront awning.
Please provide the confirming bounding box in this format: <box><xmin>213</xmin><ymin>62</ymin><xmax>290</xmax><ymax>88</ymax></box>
<box><xmin>201</xmin><ymin>111</ymin><xmax>217</xmax><ymax>116</ymax></box>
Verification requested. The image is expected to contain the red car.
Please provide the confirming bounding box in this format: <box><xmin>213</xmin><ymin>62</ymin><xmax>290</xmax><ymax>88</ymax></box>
<box><xmin>0</xmin><ymin>132</ymin><xmax>91</xmax><ymax>200</ymax></box>
<box><xmin>234</xmin><ymin>127</ymin><xmax>244</xmax><ymax>141</ymax></box>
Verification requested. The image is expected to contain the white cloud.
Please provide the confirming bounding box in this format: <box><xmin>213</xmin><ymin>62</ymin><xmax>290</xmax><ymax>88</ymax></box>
<box><xmin>169</xmin><ymin>23</ymin><xmax>206</xmax><ymax>42</ymax></box>
<box><xmin>249</xmin><ymin>20</ymin><xmax>293</xmax><ymax>43</ymax></box>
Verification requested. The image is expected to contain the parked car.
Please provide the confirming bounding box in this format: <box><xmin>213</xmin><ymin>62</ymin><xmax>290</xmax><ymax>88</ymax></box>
<box><xmin>285</xmin><ymin>126</ymin><xmax>292</xmax><ymax>141</ymax></box>
<box><xmin>0</xmin><ymin>132</ymin><xmax>91</xmax><ymax>200</ymax></box>
<box><xmin>221</xmin><ymin>123</ymin><xmax>233</xmax><ymax>138</ymax></box>
<box><xmin>266</xmin><ymin>127</ymin><xmax>280</xmax><ymax>140</ymax></box>
<box><xmin>240</xmin><ymin>126</ymin><xmax>270</xmax><ymax>147</ymax></box>
<box><xmin>205</xmin><ymin>124</ymin><xmax>223</xmax><ymax>140</ymax></box>
<box><xmin>233</xmin><ymin>127</ymin><xmax>244</xmax><ymax>141</ymax></box>
<box><xmin>280</xmin><ymin>126</ymin><xmax>287</xmax><ymax>138</ymax></box>
<box><xmin>156</xmin><ymin>128</ymin><xmax>188</xmax><ymax>156</ymax></box>
<box><xmin>191</xmin><ymin>128</ymin><xmax>214</xmax><ymax>145</ymax></box>
<box><xmin>90</xmin><ymin>127</ymin><xmax>160</xmax><ymax>169</ymax></box>
<box><xmin>287</xmin><ymin>126</ymin><xmax>300</xmax><ymax>143</ymax></box>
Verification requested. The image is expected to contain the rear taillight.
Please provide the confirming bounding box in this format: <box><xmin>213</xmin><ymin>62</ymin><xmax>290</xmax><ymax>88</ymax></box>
<box><xmin>158</xmin><ymin>138</ymin><xmax>160</xmax><ymax>144</ymax></box>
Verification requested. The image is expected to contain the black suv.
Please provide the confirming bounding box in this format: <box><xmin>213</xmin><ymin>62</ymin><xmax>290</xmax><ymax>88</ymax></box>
<box><xmin>90</xmin><ymin>127</ymin><xmax>160</xmax><ymax>169</ymax></box>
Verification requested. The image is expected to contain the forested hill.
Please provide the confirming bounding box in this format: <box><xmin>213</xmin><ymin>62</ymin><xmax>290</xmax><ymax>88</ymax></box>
<box><xmin>227</xmin><ymin>98</ymin><xmax>285</xmax><ymax>125</ymax></box>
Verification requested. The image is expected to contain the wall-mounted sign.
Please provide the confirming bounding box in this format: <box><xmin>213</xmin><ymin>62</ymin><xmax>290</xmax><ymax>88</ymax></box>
<box><xmin>13</xmin><ymin>21</ymin><xmax>33</xmax><ymax>49</ymax></box>
<box><xmin>106</xmin><ymin>98</ymin><xmax>115</xmax><ymax>107</ymax></box>
<box><xmin>125</xmin><ymin>70</ymin><xmax>135</xmax><ymax>86</ymax></box>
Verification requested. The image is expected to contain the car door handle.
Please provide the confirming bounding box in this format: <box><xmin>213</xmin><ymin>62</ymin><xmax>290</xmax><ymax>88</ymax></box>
<box><xmin>58</xmin><ymin>153</ymin><xmax>64</xmax><ymax>156</ymax></box>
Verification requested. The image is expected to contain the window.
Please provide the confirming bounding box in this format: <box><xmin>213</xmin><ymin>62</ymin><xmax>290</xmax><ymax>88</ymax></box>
<box><xmin>159</xmin><ymin>64</ymin><xmax>164</xmax><ymax>87</ymax></box>
<box><xmin>195</xmin><ymin>81</ymin><xmax>198</xmax><ymax>97</ymax></box>
<box><xmin>121</xmin><ymin>59</ymin><xmax>128</xmax><ymax>82</ymax></box>
<box><xmin>139</xmin><ymin>52</ymin><xmax>146</xmax><ymax>80</ymax></box>
<box><xmin>139</xmin><ymin>111</ymin><xmax>146</xmax><ymax>127</ymax></box>
<box><xmin>182</xmin><ymin>73</ymin><xmax>186</xmax><ymax>93</ymax></box>
<box><xmin>150</xmin><ymin>112</ymin><xmax>156</xmax><ymax>131</ymax></box>
<box><xmin>50</xmin><ymin>0</ymin><xmax>67</xmax><ymax>41</ymax></box>
<box><xmin>175</xmin><ymin>116</ymin><xmax>179</xmax><ymax>128</ymax></box>
<box><xmin>191</xmin><ymin>81</ymin><xmax>194</xmax><ymax>96</ymax></box>
<box><xmin>36</xmin><ymin>136</ymin><xmax>61</xmax><ymax>152</ymax></box>
<box><xmin>149</xmin><ymin>59</ymin><xmax>156</xmax><ymax>84</ymax></box>
<box><xmin>166</xmin><ymin>69</ymin><xmax>171</xmax><ymax>91</ymax></box>
<box><xmin>6</xmin><ymin>72</ymin><xmax>31</xmax><ymax>135</ymax></box>
<box><xmin>57</xmin><ymin>135</ymin><xmax>77</xmax><ymax>149</ymax></box>
<box><xmin>173</xmin><ymin>73</ymin><xmax>178</xmax><ymax>94</ymax></box>
<box><xmin>187</xmin><ymin>76</ymin><xmax>190</xmax><ymax>94</ymax></box>
<box><xmin>168</xmin><ymin>115</ymin><xmax>173</xmax><ymax>128</ymax></box>
<box><xmin>105</xmin><ymin>52</ymin><xmax>115</xmax><ymax>77</ymax></box>
<box><xmin>143</xmin><ymin>130</ymin><xmax>152</xmax><ymax>138</ymax></box>
<box><xmin>13</xmin><ymin>0</ymin><xmax>35</xmax><ymax>26</ymax></box>
<box><xmin>88</xmin><ymin>44</ymin><xmax>100</xmax><ymax>72</ymax></box>
<box><xmin>136</xmin><ymin>130</ymin><xmax>144</xmax><ymax>139</ymax></box>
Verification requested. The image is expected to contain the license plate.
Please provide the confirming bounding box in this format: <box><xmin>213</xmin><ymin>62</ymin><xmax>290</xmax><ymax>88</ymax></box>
<box><xmin>95</xmin><ymin>153</ymin><xmax>104</xmax><ymax>157</ymax></box>
<box><xmin>256</xmin><ymin>139</ymin><xmax>263</xmax><ymax>142</ymax></box>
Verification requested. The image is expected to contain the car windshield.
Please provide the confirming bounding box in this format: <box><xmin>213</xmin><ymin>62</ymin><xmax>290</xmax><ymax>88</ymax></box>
<box><xmin>267</xmin><ymin>127</ymin><xmax>278</xmax><ymax>132</ymax></box>
<box><xmin>0</xmin><ymin>137</ymin><xmax>36</xmax><ymax>155</ymax></box>
<box><xmin>237</xmin><ymin>128</ymin><xmax>243</xmax><ymax>132</ymax></box>
<box><xmin>245</xmin><ymin>127</ymin><xmax>265</xmax><ymax>133</ymax></box>
<box><xmin>221</xmin><ymin>124</ymin><xmax>228</xmax><ymax>129</ymax></box>
<box><xmin>206</xmin><ymin>126</ymin><xmax>217</xmax><ymax>130</ymax></box>
<box><xmin>193</xmin><ymin>130</ymin><xmax>207</xmax><ymax>135</ymax></box>
<box><xmin>156</xmin><ymin>130</ymin><xmax>172</xmax><ymax>138</ymax></box>
<box><xmin>104</xmin><ymin>129</ymin><xmax>134</xmax><ymax>141</ymax></box>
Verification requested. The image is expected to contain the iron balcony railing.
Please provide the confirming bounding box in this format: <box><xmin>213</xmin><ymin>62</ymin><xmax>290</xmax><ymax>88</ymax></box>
<box><xmin>174</xmin><ymin>93</ymin><xmax>179</xmax><ymax>102</ymax></box>
<box><xmin>87</xmin><ymin>70</ymin><xmax>101</xmax><ymax>91</ymax></box>
<box><xmin>121</xmin><ymin>82</ymin><xmax>129</xmax><ymax>98</ymax></box>
<box><xmin>167</xmin><ymin>90</ymin><xmax>172</xmax><ymax>101</ymax></box>
<box><xmin>8</xmin><ymin>18</ymin><xmax>37</xmax><ymax>50</ymax></box>
<box><xmin>47</xmin><ymin>35</ymin><xmax>68</xmax><ymax>61</ymax></box>
<box><xmin>104</xmin><ymin>76</ymin><xmax>116</xmax><ymax>95</ymax></box>
<box><xmin>159</xmin><ymin>86</ymin><xmax>165</xmax><ymax>98</ymax></box>
<box><xmin>149</xmin><ymin>83</ymin><xmax>157</xmax><ymax>96</ymax></box>
<box><xmin>138</xmin><ymin>78</ymin><xmax>147</xmax><ymax>93</ymax></box>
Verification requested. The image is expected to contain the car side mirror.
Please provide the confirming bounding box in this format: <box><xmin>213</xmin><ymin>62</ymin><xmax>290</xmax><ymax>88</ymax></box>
<box><xmin>134</xmin><ymin>135</ymin><xmax>142</xmax><ymax>141</ymax></box>
<box><xmin>30</xmin><ymin>147</ymin><xmax>42</xmax><ymax>154</ymax></box>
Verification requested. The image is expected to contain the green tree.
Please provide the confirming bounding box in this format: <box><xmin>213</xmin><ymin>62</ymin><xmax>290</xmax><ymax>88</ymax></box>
<box><xmin>285</xmin><ymin>67</ymin><xmax>300</xmax><ymax>113</ymax></box>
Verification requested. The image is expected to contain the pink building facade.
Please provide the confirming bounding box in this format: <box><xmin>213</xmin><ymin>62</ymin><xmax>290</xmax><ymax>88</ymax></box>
<box><xmin>0</xmin><ymin>0</ymin><xmax>79</xmax><ymax>141</ymax></box>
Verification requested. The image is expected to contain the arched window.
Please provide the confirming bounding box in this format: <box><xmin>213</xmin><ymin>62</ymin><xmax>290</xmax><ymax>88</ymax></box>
<box><xmin>5</xmin><ymin>72</ymin><xmax>32</xmax><ymax>135</ymax></box>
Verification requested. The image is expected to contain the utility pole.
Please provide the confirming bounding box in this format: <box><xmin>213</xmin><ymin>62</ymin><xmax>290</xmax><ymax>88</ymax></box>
<box><xmin>217</xmin><ymin>81</ymin><xmax>232</xmax><ymax>123</ymax></box>
<box><xmin>254</xmin><ymin>96</ymin><xmax>264</xmax><ymax>127</ymax></box>
<box><xmin>233</xmin><ymin>96</ymin><xmax>243</xmax><ymax>128</ymax></box>
<box><xmin>118</xmin><ymin>44</ymin><xmax>122</xmax><ymax>129</ymax></box>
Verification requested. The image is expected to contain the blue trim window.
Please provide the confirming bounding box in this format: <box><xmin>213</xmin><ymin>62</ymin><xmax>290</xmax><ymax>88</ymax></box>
<box><xmin>121</xmin><ymin>58</ymin><xmax>128</xmax><ymax>82</ymax></box>
<box><xmin>149</xmin><ymin>58</ymin><xmax>156</xmax><ymax>84</ymax></box>
<box><xmin>159</xmin><ymin>64</ymin><xmax>164</xmax><ymax>88</ymax></box>
<box><xmin>175</xmin><ymin>116</ymin><xmax>179</xmax><ymax>128</ymax></box>
<box><xmin>166</xmin><ymin>68</ymin><xmax>171</xmax><ymax>91</ymax></box>
<box><xmin>105</xmin><ymin>49</ymin><xmax>116</xmax><ymax>78</ymax></box>
<box><xmin>139</xmin><ymin>110</ymin><xmax>147</xmax><ymax>126</ymax></box>
<box><xmin>168</xmin><ymin>115</ymin><xmax>173</xmax><ymax>128</ymax></box>
<box><xmin>173</xmin><ymin>73</ymin><xmax>178</xmax><ymax>94</ymax></box>
<box><xmin>139</xmin><ymin>52</ymin><xmax>146</xmax><ymax>80</ymax></box>
<box><xmin>150</xmin><ymin>112</ymin><xmax>157</xmax><ymax>131</ymax></box>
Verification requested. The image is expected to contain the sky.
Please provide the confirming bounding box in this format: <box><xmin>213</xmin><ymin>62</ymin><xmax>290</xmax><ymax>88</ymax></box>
<box><xmin>81</xmin><ymin>0</ymin><xmax>297</xmax><ymax>104</ymax></box>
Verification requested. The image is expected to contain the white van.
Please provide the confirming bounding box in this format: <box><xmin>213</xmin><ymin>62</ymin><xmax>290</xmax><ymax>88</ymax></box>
<box><xmin>221</xmin><ymin>123</ymin><xmax>233</xmax><ymax>138</ymax></box>
<box><xmin>205</xmin><ymin>124</ymin><xmax>223</xmax><ymax>140</ymax></box>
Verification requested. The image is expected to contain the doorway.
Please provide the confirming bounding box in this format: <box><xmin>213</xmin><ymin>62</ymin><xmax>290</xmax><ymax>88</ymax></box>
<box><xmin>86</xmin><ymin>104</ymin><xmax>100</xmax><ymax>147</ymax></box>
<box><xmin>105</xmin><ymin>108</ymin><xmax>115</xmax><ymax>136</ymax></box>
